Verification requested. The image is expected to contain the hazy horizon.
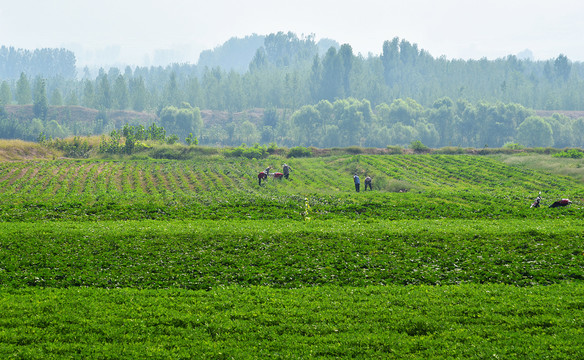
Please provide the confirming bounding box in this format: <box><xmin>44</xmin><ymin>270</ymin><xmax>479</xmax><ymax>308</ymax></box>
<box><xmin>2</xmin><ymin>0</ymin><xmax>583</xmax><ymax>67</ymax></box>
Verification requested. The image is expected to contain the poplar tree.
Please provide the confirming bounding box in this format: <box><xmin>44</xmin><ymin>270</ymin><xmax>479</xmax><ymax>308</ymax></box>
<box><xmin>0</xmin><ymin>81</ymin><xmax>11</xmax><ymax>105</ymax></box>
<box><xmin>113</xmin><ymin>75</ymin><xmax>129</xmax><ymax>110</ymax></box>
<box><xmin>16</xmin><ymin>72</ymin><xmax>32</xmax><ymax>105</ymax></box>
<box><xmin>129</xmin><ymin>76</ymin><xmax>148</xmax><ymax>112</ymax></box>
<box><xmin>33</xmin><ymin>77</ymin><xmax>48</xmax><ymax>120</ymax></box>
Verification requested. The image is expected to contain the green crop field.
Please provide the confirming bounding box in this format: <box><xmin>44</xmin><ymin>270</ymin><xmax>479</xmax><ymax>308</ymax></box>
<box><xmin>1</xmin><ymin>153</ymin><xmax>583</xmax><ymax>359</ymax></box>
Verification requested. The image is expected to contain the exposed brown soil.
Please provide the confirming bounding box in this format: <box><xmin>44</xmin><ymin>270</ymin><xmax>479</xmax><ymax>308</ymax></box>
<box><xmin>4</xmin><ymin>105</ymin><xmax>158</xmax><ymax>127</ymax></box>
<box><xmin>4</xmin><ymin>105</ymin><xmax>267</xmax><ymax>130</ymax></box>
<box><xmin>534</xmin><ymin>110</ymin><xmax>584</xmax><ymax>119</ymax></box>
<box><xmin>200</xmin><ymin>108</ymin><xmax>265</xmax><ymax>127</ymax></box>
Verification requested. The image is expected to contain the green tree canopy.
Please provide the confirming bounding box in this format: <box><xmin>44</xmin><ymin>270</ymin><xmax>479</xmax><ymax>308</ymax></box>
<box><xmin>159</xmin><ymin>103</ymin><xmax>203</xmax><ymax>139</ymax></box>
<box><xmin>516</xmin><ymin>116</ymin><xmax>554</xmax><ymax>147</ymax></box>
<box><xmin>292</xmin><ymin>105</ymin><xmax>320</xmax><ymax>146</ymax></box>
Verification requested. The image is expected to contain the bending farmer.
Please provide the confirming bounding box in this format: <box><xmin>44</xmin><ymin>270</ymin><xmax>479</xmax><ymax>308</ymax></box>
<box><xmin>364</xmin><ymin>176</ymin><xmax>372</xmax><ymax>191</ymax></box>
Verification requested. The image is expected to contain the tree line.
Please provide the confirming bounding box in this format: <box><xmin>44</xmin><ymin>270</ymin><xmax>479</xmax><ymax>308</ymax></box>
<box><xmin>230</xmin><ymin>97</ymin><xmax>582</xmax><ymax>148</ymax></box>
<box><xmin>0</xmin><ymin>47</ymin><xmax>76</xmax><ymax>79</ymax></box>
<box><xmin>1</xmin><ymin>32</ymin><xmax>584</xmax><ymax>147</ymax></box>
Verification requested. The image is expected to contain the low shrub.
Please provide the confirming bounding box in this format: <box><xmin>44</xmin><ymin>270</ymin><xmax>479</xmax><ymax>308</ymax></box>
<box><xmin>384</xmin><ymin>179</ymin><xmax>415</xmax><ymax>192</ymax></box>
<box><xmin>552</xmin><ymin>148</ymin><xmax>584</xmax><ymax>159</ymax></box>
<box><xmin>166</xmin><ymin>134</ymin><xmax>179</xmax><ymax>145</ymax></box>
<box><xmin>532</xmin><ymin>147</ymin><xmax>559</xmax><ymax>155</ymax></box>
<box><xmin>476</xmin><ymin>147</ymin><xmax>519</xmax><ymax>155</ymax></box>
<box><xmin>345</xmin><ymin>146</ymin><xmax>363</xmax><ymax>154</ymax></box>
<box><xmin>267</xmin><ymin>143</ymin><xmax>286</xmax><ymax>156</ymax></box>
<box><xmin>503</xmin><ymin>142</ymin><xmax>526</xmax><ymax>150</ymax></box>
<box><xmin>369</xmin><ymin>174</ymin><xmax>415</xmax><ymax>193</ymax></box>
<box><xmin>191</xmin><ymin>146</ymin><xmax>220</xmax><ymax>155</ymax></box>
<box><xmin>44</xmin><ymin>136</ymin><xmax>93</xmax><ymax>158</ymax></box>
<box><xmin>287</xmin><ymin>146</ymin><xmax>312</xmax><ymax>158</ymax></box>
<box><xmin>223</xmin><ymin>143</ymin><xmax>269</xmax><ymax>159</ymax></box>
<box><xmin>433</xmin><ymin>146</ymin><xmax>465</xmax><ymax>155</ymax></box>
<box><xmin>409</xmin><ymin>140</ymin><xmax>429</xmax><ymax>153</ymax></box>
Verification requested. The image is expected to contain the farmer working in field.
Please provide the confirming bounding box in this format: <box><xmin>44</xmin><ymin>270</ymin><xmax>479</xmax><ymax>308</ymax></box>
<box><xmin>364</xmin><ymin>176</ymin><xmax>372</xmax><ymax>191</ymax></box>
<box><xmin>549</xmin><ymin>198</ymin><xmax>572</xmax><ymax>208</ymax></box>
<box><xmin>353</xmin><ymin>174</ymin><xmax>360</xmax><ymax>192</ymax></box>
<box><xmin>282</xmin><ymin>163</ymin><xmax>291</xmax><ymax>179</ymax></box>
<box><xmin>258</xmin><ymin>172</ymin><xmax>267</xmax><ymax>186</ymax></box>
<box><xmin>258</xmin><ymin>166</ymin><xmax>271</xmax><ymax>186</ymax></box>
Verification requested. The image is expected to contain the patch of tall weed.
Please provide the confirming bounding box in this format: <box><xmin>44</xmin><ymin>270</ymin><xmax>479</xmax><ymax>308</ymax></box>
<box><xmin>376</xmin><ymin>177</ymin><xmax>415</xmax><ymax>192</ymax></box>
<box><xmin>498</xmin><ymin>154</ymin><xmax>584</xmax><ymax>182</ymax></box>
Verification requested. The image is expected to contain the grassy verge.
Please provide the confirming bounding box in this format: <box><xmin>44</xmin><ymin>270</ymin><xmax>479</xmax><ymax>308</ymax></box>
<box><xmin>0</xmin><ymin>139</ymin><xmax>61</xmax><ymax>161</ymax></box>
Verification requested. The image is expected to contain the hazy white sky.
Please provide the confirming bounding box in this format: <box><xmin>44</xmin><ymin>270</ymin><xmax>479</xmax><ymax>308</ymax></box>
<box><xmin>1</xmin><ymin>0</ymin><xmax>583</xmax><ymax>66</ymax></box>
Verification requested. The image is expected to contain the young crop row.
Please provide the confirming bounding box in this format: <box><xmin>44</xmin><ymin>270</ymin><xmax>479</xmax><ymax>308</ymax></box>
<box><xmin>0</xmin><ymin>155</ymin><xmax>569</xmax><ymax>200</ymax></box>
<box><xmin>0</xmin><ymin>160</ymin><xmax>249</xmax><ymax>203</ymax></box>
<box><xmin>356</xmin><ymin>154</ymin><xmax>568</xmax><ymax>193</ymax></box>
<box><xmin>1</xmin><ymin>219</ymin><xmax>582</xmax><ymax>289</ymax></box>
<box><xmin>2</xmin><ymin>284</ymin><xmax>584</xmax><ymax>359</ymax></box>
<box><xmin>0</xmin><ymin>155</ymin><xmax>582</xmax><ymax>221</ymax></box>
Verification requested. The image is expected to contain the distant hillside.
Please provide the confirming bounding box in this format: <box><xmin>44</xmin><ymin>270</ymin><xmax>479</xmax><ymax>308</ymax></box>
<box><xmin>200</xmin><ymin>108</ymin><xmax>265</xmax><ymax>127</ymax></box>
<box><xmin>4</xmin><ymin>105</ymin><xmax>157</xmax><ymax>129</ymax></box>
<box><xmin>534</xmin><ymin>110</ymin><xmax>584</xmax><ymax>119</ymax></box>
<box><xmin>3</xmin><ymin>105</ymin><xmax>265</xmax><ymax>129</ymax></box>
